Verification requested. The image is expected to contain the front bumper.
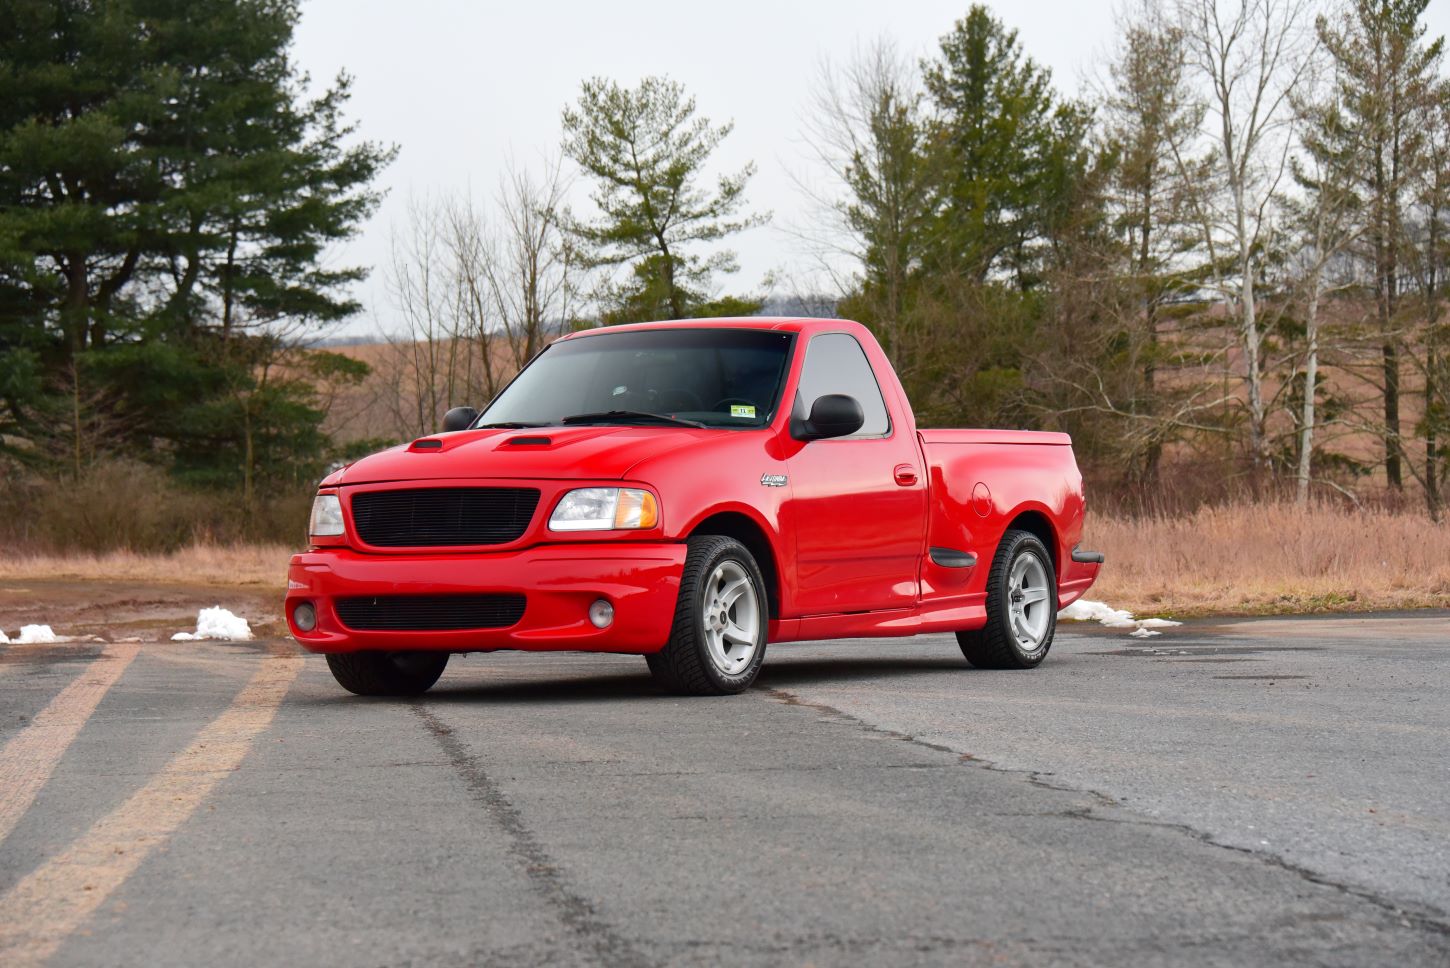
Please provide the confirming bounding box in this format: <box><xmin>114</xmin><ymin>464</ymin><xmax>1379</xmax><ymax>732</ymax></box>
<box><xmin>285</xmin><ymin>542</ymin><xmax>688</xmax><ymax>655</ymax></box>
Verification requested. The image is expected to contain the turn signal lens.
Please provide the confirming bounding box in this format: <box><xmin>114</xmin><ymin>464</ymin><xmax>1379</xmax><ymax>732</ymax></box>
<box><xmin>613</xmin><ymin>489</ymin><xmax>658</xmax><ymax>529</ymax></box>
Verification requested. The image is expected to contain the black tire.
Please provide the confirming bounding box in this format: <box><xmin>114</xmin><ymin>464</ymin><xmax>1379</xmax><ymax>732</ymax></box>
<box><xmin>325</xmin><ymin>650</ymin><xmax>450</xmax><ymax>696</ymax></box>
<box><xmin>957</xmin><ymin>529</ymin><xmax>1057</xmax><ymax>669</ymax></box>
<box><xmin>645</xmin><ymin>535</ymin><xmax>768</xmax><ymax>695</ymax></box>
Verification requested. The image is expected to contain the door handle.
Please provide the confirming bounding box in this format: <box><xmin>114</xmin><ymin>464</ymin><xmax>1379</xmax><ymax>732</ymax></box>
<box><xmin>893</xmin><ymin>464</ymin><xmax>918</xmax><ymax>486</ymax></box>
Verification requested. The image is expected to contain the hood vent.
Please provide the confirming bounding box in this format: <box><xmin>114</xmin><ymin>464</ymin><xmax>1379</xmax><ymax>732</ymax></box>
<box><xmin>505</xmin><ymin>436</ymin><xmax>553</xmax><ymax>446</ymax></box>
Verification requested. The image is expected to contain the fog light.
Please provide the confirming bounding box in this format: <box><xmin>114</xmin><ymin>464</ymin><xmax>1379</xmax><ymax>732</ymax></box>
<box><xmin>588</xmin><ymin>599</ymin><xmax>614</xmax><ymax>629</ymax></box>
<box><xmin>293</xmin><ymin>601</ymin><xmax>317</xmax><ymax>632</ymax></box>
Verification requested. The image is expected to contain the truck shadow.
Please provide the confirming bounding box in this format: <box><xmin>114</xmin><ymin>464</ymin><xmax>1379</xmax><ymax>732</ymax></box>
<box><xmin>423</xmin><ymin>672</ymin><xmax>661</xmax><ymax>704</ymax></box>
<box><xmin>403</xmin><ymin>654</ymin><xmax>973</xmax><ymax>705</ymax></box>
<box><xmin>757</xmin><ymin>655</ymin><xmax>970</xmax><ymax>688</ymax></box>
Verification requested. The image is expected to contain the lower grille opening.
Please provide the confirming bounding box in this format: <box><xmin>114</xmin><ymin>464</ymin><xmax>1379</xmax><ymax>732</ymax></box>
<box><xmin>334</xmin><ymin>594</ymin><xmax>526</xmax><ymax>631</ymax></box>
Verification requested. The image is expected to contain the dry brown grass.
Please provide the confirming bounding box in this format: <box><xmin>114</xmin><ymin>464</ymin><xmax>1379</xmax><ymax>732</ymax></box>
<box><xmin>0</xmin><ymin>543</ymin><xmax>293</xmax><ymax>587</ymax></box>
<box><xmin>1088</xmin><ymin>501</ymin><xmax>1450</xmax><ymax>617</ymax></box>
<box><xmin>2</xmin><ymin>503</ymin><xmax>1446</xmax><ymax>617</ymax></box>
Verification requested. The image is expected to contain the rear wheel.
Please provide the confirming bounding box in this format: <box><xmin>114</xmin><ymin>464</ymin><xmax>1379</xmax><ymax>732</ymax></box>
<box><xmin>646</xmin><ymin>535</ymin><xmax>768</xmax><ymax>695</ymax></box>
<box><xmin>325</xmin><ymin>650</ymin><xmax>449</xmax><ymax>696</ymax></box>
<box><xmin>957</xmin><ymin>529</ymin><xmax>1057</xmax><ymax>669</ymax></box>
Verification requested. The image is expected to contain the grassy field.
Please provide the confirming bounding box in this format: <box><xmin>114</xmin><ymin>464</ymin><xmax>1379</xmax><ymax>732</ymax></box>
<box><xmin>0</xmin><ymin>543</ymin><xmax>293</xmax><ymax>588</ymax></box>
<box><xmin>1087</xmin><ymin>502</ymin><xmax>1450</xmax><ymax>616</ymax></box>
<box><xmin>2</xmin><ymin>502</ymin><xmax>1445</xmax><ymax>619</ymax></box>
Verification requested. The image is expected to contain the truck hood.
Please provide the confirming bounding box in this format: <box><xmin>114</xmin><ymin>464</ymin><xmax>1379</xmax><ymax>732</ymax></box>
<box><xmin>329</xmin><ymin>425</ymin><xmax>714</xmax><ymax>486</ymax></box>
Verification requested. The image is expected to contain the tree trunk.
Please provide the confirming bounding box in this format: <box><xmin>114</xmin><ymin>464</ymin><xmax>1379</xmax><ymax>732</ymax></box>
<box><xmin>1140</xmin><ymin>180</ymin><xmax>1161</xmax><ymax>485</ymax></box>
<box><xmin>221</xmin><ymin>223</ymin><xmax>239</xmax><ymax>342</ymax></box>
<box><xmin>242</xmin><ymin>404</ymin><xmax>254</xmax><ymax>512</ymax></box>
<box><xmin>1237</xmin><ymin>209</ymin><xmax>1267</xmax><ymax>483</ymax></box>
<box><xmin>71</xmin><ymin>358</ymin><xmax>83</xmax><ymax>480</ymax></box>
<box><xmin>1383</xmin><ymin>340</ymin><xmax>1402</xmax><ymax>489</ymax></box>
<box><xmin>1429</xmin><ymin>340</ymin><xmax>1441</xmax><ymax>521</ymax></box>
<box><xmin>63</xmin><ymin>255</ymin><xmax>89</xmax><ymax>358</ymax></box>
<box><xmin>1297</xmin><ymin>277</ymin><xmax>1321</xmax><ymax>506</ymax></box>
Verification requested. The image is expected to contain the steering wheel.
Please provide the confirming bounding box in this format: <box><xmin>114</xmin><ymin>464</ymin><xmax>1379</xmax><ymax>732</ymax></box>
<box><xmin>654</xmin><ymin>387</ymin><xmax>704</xmax><ymax>411</ymax></box>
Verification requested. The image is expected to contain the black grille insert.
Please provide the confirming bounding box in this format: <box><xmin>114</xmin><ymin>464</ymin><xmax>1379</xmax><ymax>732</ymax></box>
<box><xmin>350</xmin><ymin>487</ymin><xmax>540</xmax><ymax>547</ymax></box>
<box><xmin>334</xmin><ymin>594</ymin><xmax>527</xmax><ymax>631</ymax></box>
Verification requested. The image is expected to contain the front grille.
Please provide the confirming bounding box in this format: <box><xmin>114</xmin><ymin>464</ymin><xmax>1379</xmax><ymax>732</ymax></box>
<box><xmin>334</xmin><ymin>594</ymin><xmax>527</xmax><ymax>631</ymax></box>
<box><xmin>350</xmin><ymin>487</ymin><xmax>540</xmax><ymax>547</ymax></box>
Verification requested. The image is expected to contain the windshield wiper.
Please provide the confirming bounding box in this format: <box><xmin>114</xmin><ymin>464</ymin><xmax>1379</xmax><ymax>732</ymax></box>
<box><xmin>475</xmin><ymin>420</ymin><xmax>552</xmax><ymax>429</ymax></box>
<box><xmin>559</xmin><ymin>410</ymin><xmax>706</xmax><ymax>429</ymax></box>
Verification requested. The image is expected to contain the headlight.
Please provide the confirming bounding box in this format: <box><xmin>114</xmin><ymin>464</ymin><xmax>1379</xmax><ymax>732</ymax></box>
<box><xmin>549</xmin><ymin>487</ymin><xmax>659</xmax><ymax>531</ymax></box>
<box><xmin>309</xmin><ymin>493</ymin><xmax>344</xmax><ymax>537</ymax></box>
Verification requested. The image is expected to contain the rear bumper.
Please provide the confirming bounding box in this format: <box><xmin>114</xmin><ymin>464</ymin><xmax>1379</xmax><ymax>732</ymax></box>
<box><xmin>285</xmin><ymin>543</ymin><xmax>688</xmax><ymax>655</ymax></box>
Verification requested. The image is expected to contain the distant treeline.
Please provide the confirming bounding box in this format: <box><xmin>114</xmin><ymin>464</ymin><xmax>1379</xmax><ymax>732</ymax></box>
<box><xmin>2</xmin><ymin>1</ymin><xmax>1449</xmax><ymax>551</ymax></box>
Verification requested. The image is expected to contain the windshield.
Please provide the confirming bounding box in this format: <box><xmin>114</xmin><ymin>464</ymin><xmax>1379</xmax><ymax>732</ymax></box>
<box><xmin>478</xmin><ymin>328</ymin><xmax>794</xmax><ymax>429</ymax></box>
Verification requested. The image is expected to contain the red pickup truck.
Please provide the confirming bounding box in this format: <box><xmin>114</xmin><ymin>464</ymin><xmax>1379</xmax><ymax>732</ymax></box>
<box><xmin>286</xmin><ymin>318</ymin><xmax>1102</xmax><ymax>697</ymax></box>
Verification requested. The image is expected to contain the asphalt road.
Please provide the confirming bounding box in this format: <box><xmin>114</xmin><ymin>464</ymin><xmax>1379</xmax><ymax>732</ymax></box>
<box><xmin>1</xmin><ymin>615</ymin><xmax>1448</xmax><ymax>967</ymax></box>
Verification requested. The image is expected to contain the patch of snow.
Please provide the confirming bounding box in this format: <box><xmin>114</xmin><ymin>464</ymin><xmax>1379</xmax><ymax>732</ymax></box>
<box><xmin>1058</xmin><ymin>599</ymin><xmax>1182</xmax><ymax>636</ymax></box>
<box><xmin>1057</xmin><ymin>599</ymin><xmax>1137</xmax><ymax>627</ymax></box>
<box><xmin>17</xmin><ymin>625</ymin><xmax>59</xmax><ymax>644</ymax></box>
<box><xmin>171</xmin><ymin>607</ymin><xmax>252</xmax><ymax>642</ymax></box>
<box><xmin>0</xmin><ymin>628</ymin><xmax>7</xmax><ymax>644</ymax></box>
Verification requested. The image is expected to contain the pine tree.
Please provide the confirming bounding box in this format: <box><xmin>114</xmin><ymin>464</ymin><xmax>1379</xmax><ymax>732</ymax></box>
<box><xmin>1317</xmin><ymin>0</ymin><xmax>1445</xmax><ymax>490</ymax></box>
<box><xmin>1101</xmin><ymin>6</ymin><xmax>1206</xmax><ymax>482</ymax></box>
<box><xmin>0</xmin><ymin>0</ymin><xmax>392</xmax><ymax>482</ymax></box>
<box><xmin>561</xmin><ymin>76</ymin><xmax>767</xmax><ymax>323</ymax></box>
<box><xmin>921</xmin><ymin>5</ymin><xmax>1092</xmax><ymax>289</ymax></box>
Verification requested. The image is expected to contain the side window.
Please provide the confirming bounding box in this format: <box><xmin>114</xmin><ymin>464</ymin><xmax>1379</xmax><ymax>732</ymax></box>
<box><xmin>795</xmin><ymin>333</ymin><xmax>891</xmax><ymax>437</ymax></box>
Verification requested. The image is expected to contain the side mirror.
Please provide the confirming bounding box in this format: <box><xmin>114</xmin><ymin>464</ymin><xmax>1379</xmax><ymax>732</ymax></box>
<box><xmin>441</xmin><ymin>406</ymin><xmax>479</xmax><ymax>432</ymax></box>
<box><xmin>793</xmin><ymin>394</ymin><xmax>864</xmax><ymax>441</ymax></box>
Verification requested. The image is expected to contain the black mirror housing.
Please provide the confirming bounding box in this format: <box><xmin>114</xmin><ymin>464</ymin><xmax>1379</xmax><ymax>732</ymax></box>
<box><xmin>441</xmin><ymin>406</ymin><xmax>479</xmax><ymax>432</ymax></box>
<box><xmin>793</xmin><ymin>394</ymin><xmax>864</xmax><ymax>441</ymax></box>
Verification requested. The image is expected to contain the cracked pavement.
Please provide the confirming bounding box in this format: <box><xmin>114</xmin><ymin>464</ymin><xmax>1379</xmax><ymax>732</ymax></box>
<box><xmin>1</xmin><ymin>614</ymin><xmax>1447</xmax><ymax>966</ymax></box>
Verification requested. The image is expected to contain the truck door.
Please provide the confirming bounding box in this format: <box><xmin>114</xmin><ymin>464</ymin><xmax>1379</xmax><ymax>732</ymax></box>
<box><xmin>782</xmin><ymin>332</ymin><xmax>928</xmax><ymax>614</ymax></box>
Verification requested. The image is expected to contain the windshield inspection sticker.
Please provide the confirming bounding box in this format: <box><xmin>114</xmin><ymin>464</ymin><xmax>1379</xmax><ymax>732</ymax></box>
<box><xmin>730</xmin><ymin>404</ymin><xmax>756</xmax><ymax>418</ymax></box>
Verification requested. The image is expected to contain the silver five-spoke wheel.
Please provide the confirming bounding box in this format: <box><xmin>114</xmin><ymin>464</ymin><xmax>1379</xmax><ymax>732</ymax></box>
<box><xmin>701</xmin><ymin>560</ymin><xmax>760</xmax><ymax>676</ymax></box>
<box><xmin>1007</xmin><ymin>552</ymin><xmax>1051</xmax><ymax>651</ymax></box>
<box><xmin>956</xmin><ymin>528</ymin><xmax>1057</xmax><ymax>669</ymax></box>
<box><xmin>648</xmin><ymin>535</ymin><xmax>769</xmax><ymax>694</ymax></box>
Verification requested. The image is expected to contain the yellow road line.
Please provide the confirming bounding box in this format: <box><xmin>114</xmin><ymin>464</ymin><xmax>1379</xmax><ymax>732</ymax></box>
<box><xmin>0</xmin><ymin>643</ymin><xmax>142</xmax><ymax>846</ymax></box>
<box><xmin>0</xmin><ymin>646</ymin><xmax>303</xmax><ymax>967</ymax></box>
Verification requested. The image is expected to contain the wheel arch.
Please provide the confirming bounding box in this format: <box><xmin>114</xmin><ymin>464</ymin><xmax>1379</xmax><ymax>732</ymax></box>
<box><xmin>1001</xmin><ymin>506</ymin><xmax>1060</xmax><ymax>577</ymax></box>
<box><xmin>687</xmin><ymin>509</ymin><xmax>782</xmax><ymax>619</ymax></box>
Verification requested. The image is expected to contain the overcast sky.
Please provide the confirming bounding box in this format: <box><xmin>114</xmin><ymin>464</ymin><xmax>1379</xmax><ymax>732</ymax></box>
<box><xmin>291</xmin><ymin>0</ymin><xmax>1450</xmax><ymax>337</ymax></box>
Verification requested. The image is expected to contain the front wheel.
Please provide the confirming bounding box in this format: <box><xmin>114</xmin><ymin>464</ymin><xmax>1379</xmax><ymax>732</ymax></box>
<box><xmin>956</xmin><ymin>529</ymin><xmax>1057</xmax><ymax>669</ymax></box>
<box><xmin>646</xmin><ymin>535</ymin><xmax>768</xmax><ymax>695</ymax></box>
<box><xmin>325</xmin><ymin>650</ymin><xmax>449</xmax><ymax>696</ymax></box>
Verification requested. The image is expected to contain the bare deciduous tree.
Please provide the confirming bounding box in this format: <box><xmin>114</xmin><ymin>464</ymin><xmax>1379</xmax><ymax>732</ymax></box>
<box><xmin>1101</xmin><ymin>0</ymin><xmax>1207</xmax><ymax>481</ymax></box>
<box><xmin>1177</xmin><ymin>0</ymin><xmax>1315</xmax><ymax>479</ymax></box>
<box><xmin>382</xmin><ymin>196</ymin><xmax>488</xmax><ymax>438</ymax></box>
<box><xmin>379</xmin><ymin>161</ymin><xmax>577</xmax><ymax>439</ymax></box>
<box><xmin>481</xmin><ymin>157</ymin><xmax>578</xmax><ymax>373</ymax></box>
<box><xmin>1289</xmin><ymin>79</ymin><xmax>1367</xmax><ymax>504</ymax></box>
<box><xmin>796</xmin><ymin>39</ymin><xmax>937</xmax><ymax>359</ymax></box>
